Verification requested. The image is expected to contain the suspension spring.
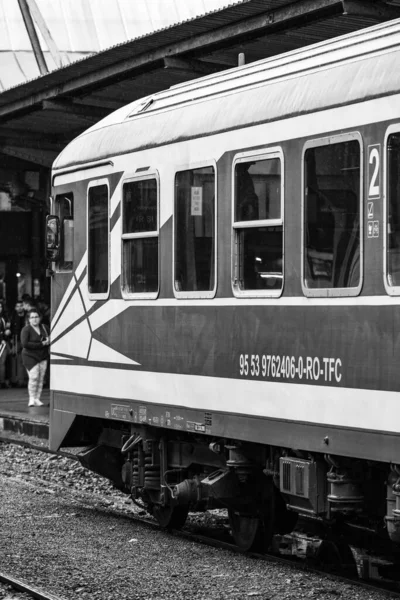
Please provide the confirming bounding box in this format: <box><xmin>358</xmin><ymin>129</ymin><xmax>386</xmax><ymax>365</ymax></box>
<box><xmin>132</xmin><ymin>447</ymin><xmax>140</xmax><ymax>487</ymax></box>
<box><xmin>144</xmin><ymin>454</ymin><xmax>161</xmax><ymax>489</ymax></box>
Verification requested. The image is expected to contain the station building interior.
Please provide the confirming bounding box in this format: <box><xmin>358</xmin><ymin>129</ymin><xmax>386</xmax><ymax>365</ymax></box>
<box><xmin>0</xmin><ymin>0</ymin><xmax>400</xmax><ymax>312</ymax></box>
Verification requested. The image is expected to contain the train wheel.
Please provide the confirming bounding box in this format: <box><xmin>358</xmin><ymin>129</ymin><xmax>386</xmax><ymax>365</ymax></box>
<box><xmin>228</xmin><ymin>510</ymin><xmax>264</xmax><ymax>551</ymax></box>
<box><xmin>228</xmin><ymin>479</ymin><xmax>275</xmax><ymax>552</ymax></box>
<box><xmin>315</xmin><ymin>539</ymin><xmax>357</xmax><ymax>574</ymax></box>
<box><xmin>153</xmin><ymin>504</ymin><xmax>189</xmax><ymax>530</ymax></box>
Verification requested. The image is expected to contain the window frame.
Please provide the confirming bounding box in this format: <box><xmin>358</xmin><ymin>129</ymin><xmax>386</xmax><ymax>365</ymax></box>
<box><xmin>53</xmin><ymin>191</ymin><xmax>74</xmax><ymax>274</ymax></box>
<box><xmin>301</xmin><ymin>132</ymin><xmax>363</xmax><ymax>298</ymax></box>
<box><xmin>384</xmin><ymin>124</ymin><xmax>400</xmax><ymax>296</ymax></box>
<box><xmin>87</xmin><ymin>178</ymin><xmax>110</xmax><ymax>301</ymax></box>
<box><xmin>120</xmin><ymin>171</ymin><xmax>160</xmax><ymax>300</ymax></box>
<box><xmin>231</xmin><ymin>147</ymin><xmax>284</xmax><ymax>299</ymax></box>
<box><xmin>173</xmin><ymin>159</ymin><xmax>217</xmax><ymax>300</ymax></box>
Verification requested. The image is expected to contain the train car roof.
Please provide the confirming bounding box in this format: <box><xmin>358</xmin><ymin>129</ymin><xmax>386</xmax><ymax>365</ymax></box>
<box><xmin>53</xmin><ymin>17</ymin><xmax>400</xmax><ymax>173</ymax></box>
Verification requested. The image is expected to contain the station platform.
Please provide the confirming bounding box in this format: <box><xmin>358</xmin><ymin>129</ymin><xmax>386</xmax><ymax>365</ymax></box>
<box><xmin>0</xmin><ymin>387</ymin><xmax>50</xmax><ymax>440</ymax></box>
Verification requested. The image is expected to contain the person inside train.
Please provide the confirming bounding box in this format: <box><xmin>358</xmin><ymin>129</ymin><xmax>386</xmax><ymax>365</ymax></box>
<box><xmin>236</xmin><ymin>162</ymin><xmax>259</xmax><ymax>221</ymax></box>
<box><xmin>21</xmin><ymin>309</ymin><xmax>50</xmax><ymax>407</ymax></box>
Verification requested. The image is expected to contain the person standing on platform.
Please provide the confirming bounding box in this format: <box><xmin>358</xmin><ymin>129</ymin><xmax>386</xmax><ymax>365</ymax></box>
<box><xmin>21</xmin><ymin>309</ymin><xmax>50</xmax><ymax>406</ymax></box>
<box><xmin>10</xmin><ymin>300</ymin><xmax>28</xmax><ymax>387</ymax></box>
<box><xmin>22</xmin><ymin>295</ymin><xmax>36</xmax><ymax>324</ymax></box>
<box><xmin>0</xmin><ymin>300</ymin><xmax>11</xmax><ymax>388</ymax></box>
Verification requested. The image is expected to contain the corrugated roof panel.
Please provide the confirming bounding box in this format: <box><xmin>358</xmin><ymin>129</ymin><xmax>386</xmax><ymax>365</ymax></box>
<box><xmin>0</xmin><ymin>0</ymin><xmax>396</xmax><ymax>105</ymax></box>
<box><xmin>0</xmin><ymin>0</ymin><xmax>31</xmax><ymax>50</ymax></box>
<box><xmin>0</xmin><ymin>53</ymin><xmax>31</xmax><ymax>89</ymax></box>
<box><xmin>0</xmin><ymin>0</ymin><xmax>246</xmax><ymax>90</ymax></box>
<box><xmin>0</xmin><ymin>0</ymin><xmax>243</xmax><ymax>52</ymax></box>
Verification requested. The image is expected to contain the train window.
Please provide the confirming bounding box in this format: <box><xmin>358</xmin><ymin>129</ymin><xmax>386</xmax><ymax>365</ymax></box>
<box><xmin>174</xmin><ymin>165</ymin><xmax>216</xmax><ymax>296</ymax></box>
<box><xmin>54</xmin><ymin>193</ymin><xmax>74</xmax><ymax>272</ymax></box>
<box><xmin>121</xmin><ymin>176</ymin><xmax>158</xmax><ymax>297</ymax></box>
<box><xmin>233</xmin><ymin>152</ymin><xmax>283</xmax><ymax>297</ymax></box>
<box><xmin>303</xmin><ymin>136</ymin><xmax>362</xmax><ymax>296</ymax></box>
<box><xmin>88</xmin><ymin>182</ymin><xmax>109</xmax><ymax>297</ymax></box>
<box><xmin>387</xmin><ymin>133</ymin><xmax>400</xmax><ymax>290</ymax></box>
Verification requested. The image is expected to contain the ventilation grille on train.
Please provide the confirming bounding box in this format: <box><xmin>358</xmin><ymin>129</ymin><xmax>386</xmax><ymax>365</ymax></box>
<box><xmin>280</xmin><ymin>458</ymin><xmax>311</xmax><ymax>498</ymax></box>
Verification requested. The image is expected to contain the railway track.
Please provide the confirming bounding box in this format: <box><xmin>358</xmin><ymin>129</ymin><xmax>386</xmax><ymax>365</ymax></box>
<box><xmin>2</xmin><ymin>433</ymin><xmax>400</xmax><ymax>599</ymax></box>
<box><xmin>0</xmin><ymin>572</ymin><xmax>65</xmax><ymax>600</ymax></box>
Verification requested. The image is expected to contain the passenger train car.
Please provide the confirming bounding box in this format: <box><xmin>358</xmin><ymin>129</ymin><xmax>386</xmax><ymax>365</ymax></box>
<box><xmin>46</xmin><ymin>19</ymin><xmax>400</xmax><ymax>550</ymax></box>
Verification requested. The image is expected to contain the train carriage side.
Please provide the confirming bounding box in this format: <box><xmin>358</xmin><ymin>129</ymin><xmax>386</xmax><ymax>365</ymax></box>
<box><xmin>47</xmin><ymin>21</ymin><xmax>400</xmax><ymax>549</ymax></box>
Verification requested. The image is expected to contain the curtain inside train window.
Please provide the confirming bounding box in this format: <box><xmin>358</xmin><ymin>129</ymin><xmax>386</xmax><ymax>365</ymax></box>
<box><xmin>174</xmin><ymin>166</ymin><xmax>215</xmax><ymax>294</ymax></box>
<box><xmin>88</xmin><ymin>183</ymin><xmax>109</xmax><ymax>295</ymax></box>
<box><xmin>121</xmin><ymin>177</ymin><xmax>158</xmax><ymax>295</ymax></box>
<box><xmin>387</xmin><ymin>134</ymin><xmax>400</xmax><ymax>288</ymax></box>
<box><xmin>304</xmin><ymin>140</ymin><xmax>360</xmax><ymax>290</ymax></box>
<box><xmin>233</xmin><ymin>156</ymin><xmax>282</xmax><ymax>294</ymax></box>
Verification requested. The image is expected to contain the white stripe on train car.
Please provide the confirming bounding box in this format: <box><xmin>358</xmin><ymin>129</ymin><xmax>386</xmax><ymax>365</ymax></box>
<box><xmin>78</xmin><ymin>274</ymin><xmax>94</xmax><ymax>313</ymax></box>
<box><xmin>88</xmin><ymin>339</ymin><xmax>140</xmax><ymax>366</ymax></box>
<box><xmin>51</xmin><ymin>364</ymin><xmax>399</xmax><ymax>434</ymax></box>
<box><xmin>88</xmin><ymin>299</ymin><xmax>131</xmax><ymax>332</ymax></box>
<box><xmin>51</xmin><ymin>252</ymin><xmax>87</xmax><ymax>329</ymax></box>
<box><xmin>52</xmin><ymin>319</ymin><xmax>91</xmax><ymax>359</ymax></box>
<box><xmin>51</xmin><ymin>283</ymin><xmax>88</xmax><ymax>341</ymax></box>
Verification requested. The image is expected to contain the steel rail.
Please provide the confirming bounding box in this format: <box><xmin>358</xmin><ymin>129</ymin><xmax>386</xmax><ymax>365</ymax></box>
<box><xmin>0</xmin><ymin>572</ymin><xmax>65</xmax><ymax>600</ymax></box>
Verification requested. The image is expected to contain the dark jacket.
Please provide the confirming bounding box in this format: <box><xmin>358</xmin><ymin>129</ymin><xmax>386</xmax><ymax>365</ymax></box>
<box><xmin>0</xmin><ymin>316</ymin><xmax>11</xmax><ymax>345</ymax></box>
<box><xmin>21</xmin><ymin>324</ymin><xmax>49</xmax><ymax>371</ymax></box>
<box><xmin>10</xmin><ymin>311</ymin><xmax>26</xmax><ymax>352</ymax></box>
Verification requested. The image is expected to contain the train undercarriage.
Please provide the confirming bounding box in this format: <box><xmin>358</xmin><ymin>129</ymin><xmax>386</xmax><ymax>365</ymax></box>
<box><xmin>74</xmin><ymin>420</ymin><xmax>400</xmax><ymax>558</ymax></box>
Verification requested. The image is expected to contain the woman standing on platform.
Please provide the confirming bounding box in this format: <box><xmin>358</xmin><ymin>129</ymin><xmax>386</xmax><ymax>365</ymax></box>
<box><xmin>21</xmin><ymin>309</ymin><xmax>50</xmax><ymax>407</ymax></box>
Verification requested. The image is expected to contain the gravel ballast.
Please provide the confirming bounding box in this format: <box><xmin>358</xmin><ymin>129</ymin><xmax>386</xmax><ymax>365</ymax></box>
<box><xmin>0</xmin><ymin>442</ymin><xmax>392</xmax><ymax>600</ymax></box>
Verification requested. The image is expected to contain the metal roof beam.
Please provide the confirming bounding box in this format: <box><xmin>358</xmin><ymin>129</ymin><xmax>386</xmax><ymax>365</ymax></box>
<box><xmin>163</xmin><ymin>57</ymin><xmax>233</xmax><ymax>76</ymax></box>
<box><xmin>0</xmin><ymin>128</ymin><xmax>66</xmax><ymax>152</ymax></box>
<box><xmin>25</xmin><ymin>0</ymin><xmax>64</xmax><ymax>69</ymax></box>
<box><xmin>42</xmin><ymin>100</ymin><xmax>111</xmax><ymax>122</ymax></box>
<box><xmin>17</xmin><ymin>0</ymin><xmax>48</xmax><ymax>76</ymax></box>
<box><xmin>0</xmin><ymin>147</ymin><xmax>55</xmax><ymax>168</ymax></box>
<box><xmin>0</xmin><ymin>0</ymin><xmax>369</xmax><ymax>119</ymax></box>
<box><xmin>342</xmin><ymin>0</ymin><xmax>400</xmax><ymax>19</ymax></box>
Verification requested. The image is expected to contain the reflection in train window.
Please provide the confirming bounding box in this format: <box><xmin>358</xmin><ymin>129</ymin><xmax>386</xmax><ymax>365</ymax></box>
<box><xmin>55</xmin><ymin>192</ymin><xmax>74</xmax><ymax>272</ymax></box>
<box><xmin>121</xmin><ymin>177</ymin><xmax>158</xmax><ymax>296</ymax></box>
<box><xmin>174</xmin><ymin>166</ymin><xmax>215</xmax><ymax>294</ymax></box>
<box><xmin>387</xmin><ymin>134</ymin><xmax>400</xmax><ymax>288</ymax></box>
<box><xmin>304</xmin><ymin>140</ymin><xmax>360</xmax><ymax>291</ymax></box>
<box><xmin>233</xmin><ymin>156</ymin><xmax>283</xmax><ymax>294</ymax></box>
<box><xmin>88</xmin><ymin>183</ymin><xmax>109</xmax><ymax>296</ymax></box>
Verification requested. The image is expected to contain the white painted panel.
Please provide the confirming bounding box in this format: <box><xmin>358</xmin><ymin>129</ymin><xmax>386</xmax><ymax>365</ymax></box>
<box><xmin>51</xmin><ymin>318</ymin><xmax>91</xmax><ymax>358</ymax></box>
<box><xmin>88</xmin><ymin>299</ymin><xmax>129</xmax><ymax>332</ymax></box>
<box><xmin>51</xmin><ymin>364</ymin><xmax>400</xmax><ymax>434</ymax></box>
<box><xmin>51</xmin><ymin>284</ymin><xmax>86</xmax><ymax>340</ymax></box>
<box><xmin>110</xmin><ymin>217</ymin><xmax>121</xmax><ymax>283</ymax></box>
<box><xmin>88</xmin><ymin>338</ymin><xmax>140</xmax><ymax>365</ymax></box>
<box><xmin>79</xmin><ymin>274</ymin><xmax>94</xmax><ymax>313</ymax></box>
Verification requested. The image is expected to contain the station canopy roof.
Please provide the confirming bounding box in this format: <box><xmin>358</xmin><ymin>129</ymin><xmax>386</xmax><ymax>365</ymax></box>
<box><xmin>1</xmin><ymin>0</ymin><xmax>400</xmax><ymax>168</ymax></box>
<box><xmin>0</xmin><ymin>0</ymin><xmax>236</xmax><ymax>90</ymax></box>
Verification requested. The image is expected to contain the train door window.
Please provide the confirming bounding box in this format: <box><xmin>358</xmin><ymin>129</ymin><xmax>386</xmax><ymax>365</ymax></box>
<box><xmin>121</xmin><ymin>175</ymin><xmax>159</xmax><ymax>298</ymax></box>
<box><xmin>303</xmin><ymin>134</ymin><xmax>362</xmax><ymax>297</ymax></box>
<box><xmin>232</xmin><ymin>150</ymin><xmax>283</xmax><ymax>297</ymax></box>
<box><xmin>174</xmin><ymin>164</ymin><xmax>216</xmax><ymax>297</ymax></box>
<box><xmin>386</xmin><ymin>131</ymin><xmax>400</xmax><ymax>292</ymax></box>
<box><xmin>88</xmin><ymin>181</ymin><xmax>109</xmax><ymax>299</ymax></box>
<box><xmin>54</xmin><ymin>192</ymin><xmax>74</xmax><ymax>272</ymax></box>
